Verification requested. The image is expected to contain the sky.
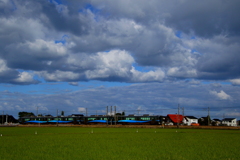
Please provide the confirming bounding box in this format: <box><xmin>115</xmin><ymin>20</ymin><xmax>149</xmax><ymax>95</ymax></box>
<box><xmin>0</xmin><ymin>0</ymin><xmax>240</xmax><ymax>119</ymax></box>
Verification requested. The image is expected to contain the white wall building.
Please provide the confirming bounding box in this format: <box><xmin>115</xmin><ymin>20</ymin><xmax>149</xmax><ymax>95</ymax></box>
<box><xmin>222</xmin><ymin>118</ymin><xmax>237</xmax><ymax>126</ymax></box>
<box><xmin>183</xmin><ymin>116</ymin><xmax>198</xmax><ymax>126</ymax></box>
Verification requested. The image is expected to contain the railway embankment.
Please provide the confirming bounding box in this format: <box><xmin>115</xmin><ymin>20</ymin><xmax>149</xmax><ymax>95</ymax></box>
<box><xmin>16</xmin><ymin>124</ymin><xmax>240</xmax><ymax>129</ymax></box>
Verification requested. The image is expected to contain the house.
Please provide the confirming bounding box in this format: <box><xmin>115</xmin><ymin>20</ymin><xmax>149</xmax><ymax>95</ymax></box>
<box><xmin>222</xmin><ymin>118</ymin><xmax>237</xmax><ymax>126</ymax></box>
<box><xmin>166</xmin><ymin>114</ymin><xmax>184</xmax><ymax>125</ymax></box>
<box><xmin>183</xmin><ymin>116</ymin><xmax>198</xmax><ymax>126</ymax></box>
<box><xmin>212</xmin><ymin>119</ymin><xmax>221</xmax><ymax>126</ymax></box>
<box><xmin>198</xmin><ymin>116</ymin><xmax>211</xmax><ymax>125</ymax></box>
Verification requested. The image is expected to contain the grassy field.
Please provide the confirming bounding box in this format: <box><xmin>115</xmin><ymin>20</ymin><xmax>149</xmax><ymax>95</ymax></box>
<box><xmin>0</xmin><ymin>127</ymin><xmax>239</xmax><ymax>160</ymax></box>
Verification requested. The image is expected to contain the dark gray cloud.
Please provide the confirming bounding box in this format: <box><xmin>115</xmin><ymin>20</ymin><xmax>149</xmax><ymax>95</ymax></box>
<box><xmin>0</xmin><ymin>0</ymin><xmax>240</xmax><ymax>84</ymax></box>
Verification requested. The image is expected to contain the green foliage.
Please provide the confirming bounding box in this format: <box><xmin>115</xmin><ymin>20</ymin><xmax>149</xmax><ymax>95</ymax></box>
<box><xmin>198</xmin><ymin>115</ymin><xmax>211</xmax><ymax>126</ymax></box>
<box><xmin>0</xmin><ymin>127</ymin><xmax>239</xmax><ymax>160</ymax></box>
<box><xmin>18</xmin><ymin>112</ymin><xmax>35</xmax><ymax>118</ymax></box>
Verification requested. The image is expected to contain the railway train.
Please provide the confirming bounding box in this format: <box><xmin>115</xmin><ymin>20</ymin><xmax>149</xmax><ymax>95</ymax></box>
<box><xmin>19</xmin><ymin>114</ymin><xmax>163</xmax><ymax>125</ymax></box>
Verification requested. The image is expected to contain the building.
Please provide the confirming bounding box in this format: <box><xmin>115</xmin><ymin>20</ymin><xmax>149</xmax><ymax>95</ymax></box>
<box><xmin>183</xmin><ymin>116</ymin><xmax>199</xmax><ymax>126</ymax></box>
<box><xmin>222</xmin><ymin>118</ymin><xmax>237</xmax><ymax>126</ymax></box>
<box><xmin>212</xmin><ymin>119</ymin><xmax>221</xmax><ymax>126</ymax></box>
<box><xmin>165</xmin><ymin>114</ymin><xmax>184</xmax><ymax>125</ymax></box>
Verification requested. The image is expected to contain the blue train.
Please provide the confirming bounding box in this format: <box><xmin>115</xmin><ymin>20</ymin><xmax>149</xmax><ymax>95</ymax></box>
<box><xmin>19</xmin><ymin>114</ymin><xmax>162</xmax><ymax>125</ymax></box>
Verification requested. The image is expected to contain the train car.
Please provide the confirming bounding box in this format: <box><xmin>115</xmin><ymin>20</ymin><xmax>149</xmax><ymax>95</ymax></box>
<box><xmin>19</xmin><ymin>114</ymin><xmax>84</xmax><ymax>125</ymax></box>
<box><xmin>19</xmin><ymin>114</ymin><xmax>161</xmax><ymax>125</ymax></box>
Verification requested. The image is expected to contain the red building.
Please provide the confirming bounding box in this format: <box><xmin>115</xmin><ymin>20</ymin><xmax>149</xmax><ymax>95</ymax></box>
<box><xmin>166</xmin><ymin>114</ymin><xmax>184</xmax><ymax>124</ymax></box>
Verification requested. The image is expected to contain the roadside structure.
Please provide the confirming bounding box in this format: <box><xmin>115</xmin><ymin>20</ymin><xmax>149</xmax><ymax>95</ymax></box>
<box><xmin>221</xmin><ymin>118</ymin><xmax>237</xmax><ymax>126</ymax></box>
<box><xmin>183</xmin><ymin>116</ymin><xmax>198</xmax><ymax>126</ymax></box>
<box><xmin>212</xmin><ymin>119</ymin><xmax>221</xmax><ymax>126</ymax></box>
<box><xmin>165</xmin><ymin>114</ymin><xmax>184</xmax><ymax>125</ymax></box>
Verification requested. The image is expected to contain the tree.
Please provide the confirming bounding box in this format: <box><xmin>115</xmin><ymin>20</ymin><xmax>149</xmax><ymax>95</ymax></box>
<box><xmin>18</xmin><ymin>112</ymin><xmax>35</xmax><ymax>118</ymax></box>
<box><xmin>61</xmin><ymin>111</ymin><xmax>64</xmax><ymax>116</ymax></box>
<box><xmin>198</xmin><ymin>116</ymin><xmax>211</xmax><ymax>126</ymax></box>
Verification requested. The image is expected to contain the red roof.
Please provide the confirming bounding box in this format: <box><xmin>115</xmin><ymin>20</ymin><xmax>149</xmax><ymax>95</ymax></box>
<box><xmin>167</xmin><ymin>114</ymin><xmax>184</xmax><ymax>123</ymax></box>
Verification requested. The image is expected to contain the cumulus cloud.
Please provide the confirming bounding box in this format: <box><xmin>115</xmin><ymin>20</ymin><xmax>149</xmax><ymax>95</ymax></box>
<box><xmin>130</xmin><ymin>68</ymin><xmax>165</xmax><ymax>82</ymax></box>
<box><xmin>14</xmin><ymin>72</ymin><xmax>38</xmax><ymax>84</ymax></box>
<box><xmin>0</xmin><ymin>0</ymin><xmax>240</xmax><ymax>84</ymax></box>
<box><xmin>210</xmin><ymin>90</ymin><xmax>231</xmax><ymax>100</ymax></box>
<box><xmin>229</xmin><ymin>79</ymin><xmax>240</xmax><ymax>86</ymax></box>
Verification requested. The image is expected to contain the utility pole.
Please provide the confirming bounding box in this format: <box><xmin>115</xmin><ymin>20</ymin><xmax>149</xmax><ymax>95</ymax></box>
<box><xmin>36</xmin><ymin>106</ymin><xmax>38</xmax><ymax>117</ymax></box>
<box><xmin>57</xmin><ymin>109</ymin><xmax>58</xmax><ymax>127</ymax></box>
<box><xmin>110</xmin><ymin>106</ymin><xmax>113</xmax><ymax>125</ymax></box>
<box><xmin>182</xmin><ymin>107</ymin><xmax>184</xmax><ymax>116</ymax></box>
<box><xmin>106</xmin><ymin>106</ymin><xmax>108</xmax><ymax>126</ymax></box>
<box><xmin>177</xmin><ymin>104</ymin><xmax>180</xmax><ymax>128</ymax></box>
<box><xmin>106</xmin><ymin>106</ymin><xmax>108</xmax><ymax>116</ymax></box>
<box><xmin>114</xmin><ymin>106</ymin><xmax>116</xmax><ymax>125</ymax></box>
<box><xmin>110</xmin><ymin>106</ymin><xmax>112</xmax><ymax>116</ymax></box>
<box><xmin>208</xmin><ymin>107</ymin><xmax>210</xmax><ymax>126</ymax></box>
<box><xmin>2</xmin><ymin>111</ymin><xmax>3</xmax><ymax>124</ymax></box>
<box><xmin>137</xmin><ymin>108</ymin><xmax>140</xmax><ymax>116</ymax></box>
<box><xmin>86</xmin><ymin>108</ymin><xmax>88</xmax><ymax>116</ymax></box>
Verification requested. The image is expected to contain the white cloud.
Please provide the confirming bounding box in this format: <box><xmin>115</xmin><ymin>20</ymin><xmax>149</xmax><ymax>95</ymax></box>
<box><xmin>78</xmin><ymin>107</ymin><xmax>86</xmax><ymax>112</ymax></box>
<box><xmin>187</xmin><ymin>79</ymin><xmax>201</xmax><ymax>85</ymax></box>
<box><xmin>229</xmin><ymin>79</ymin><xmax>240</xmax><ymax>86</ymax></box>
<box><xmin>167</xmin><ymin>67</ymin><xmax>197</xmax><ymax>78</ymax></box>
<box><xmin>0</xmin><ymin>59</ymin><xmax>10</xmax><ymax>72</ymax></box>
<box><xmin>130</xmin><ymin>68</ymin><xmax>165</xmax><ymax>82</ymax></box>
<box><xmin>85</xmin><ymin>50</ymin><xmax>134</xmax><ymax>79</ymax></box>
<box><xmin>14</xmin><ymin>72</ymin><xmax>35</xmax><ymax>83</ymax></box>
<box><xmin>225</xmin><ymin>112</ymin><xmax>240</xmax><ymax>117</ymax></box>
<box><xmin>210</xmin><ymin>90</ymin><xmax>231</xmax><ymax>100</ymax></box>
<box><xmin>38</xmin><ymin>70</ymin><xmax>82</xmax><ymax>82</ymax></box>
<box><xmin>68</xmin><ymin>82</ymin><xmax>78</xmax><ymax>86</ymax></box>
<box><xmin>14</xmin><ymin>39</ymin><xmax>67</xmax><ymax>58</ymax></box>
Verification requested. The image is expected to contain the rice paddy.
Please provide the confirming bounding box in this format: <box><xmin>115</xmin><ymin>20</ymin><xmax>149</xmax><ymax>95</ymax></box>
<box><xmin>0</xmin><ymin>127</ymin><xmax>239</xmax><ymax>160</ymax></box>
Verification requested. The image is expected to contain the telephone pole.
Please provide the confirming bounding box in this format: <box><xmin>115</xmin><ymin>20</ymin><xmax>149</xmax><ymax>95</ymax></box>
<box><xmin>106</xmin><ymin>106</ymin><xmax>108</xmax><ymax>116</ymax></box>
<box><xmin>110</xmin><ymin>106</ymin><xmax>112</xmax><ymax>125</ymax></box>
<box><xmin>177</xmin><ymin>104</ymin><xmax>180</xmax><ymax>128</ymax></box>
<box><xmin>114</xmin><ymin>106</ymin><xmax>116</xmax><ymax>125</ymax></box>
<box><xmin>2</xmin><ymin>111</ymin><xmax>3</xmax><ymax>124</ymax></box>
<box><xmin>36</xmin><ymin>106</ymin><xmax>38</xmax><ymax>117</ymax></box>
<box><xmin>208</xmin><ymin>107</ymin><xmax>210</xmax><ymax>126</ymax></box>
<box><xmin>106</xmin><ymin>106</ymin><xmax>108</xmax><ymax>126</ymax></box>
<box><xmin>110</xmin><ymin>106</ymin><xmax>112</xmax><ymax>116</ymax></box>
<box><xmin>57</xmin><ymin>109</ymin><xmax>58</xmax><ymax>127</ymax></box>
<box><xmin>182</xmin><ymin>107</ymin><xmax>184</xmax><ymax>116</ymax></box>
<box><xmin>6</xmin><ymin>114</ymin><xmax>8</xmax><ymax>124</ymax></box>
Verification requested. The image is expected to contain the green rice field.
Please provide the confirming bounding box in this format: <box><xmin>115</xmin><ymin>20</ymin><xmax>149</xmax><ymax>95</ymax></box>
<box><xmin>0</xmin><ymin>127</ymin><xmax>239</xmax><ymax>160</ymax></box>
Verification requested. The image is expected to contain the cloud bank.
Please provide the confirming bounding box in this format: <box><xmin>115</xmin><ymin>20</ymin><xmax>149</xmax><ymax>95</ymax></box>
<box><xmin>0</xmin><ymin>0</ymin><xmax>239</xmax><ymax>84</ymax></box>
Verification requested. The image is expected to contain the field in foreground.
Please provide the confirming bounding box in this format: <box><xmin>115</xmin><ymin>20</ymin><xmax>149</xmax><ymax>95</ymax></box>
<box><xmin>0</xmin><ymin>127</ymin><xmax>239</xmax><ymax>160</ymax></box>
